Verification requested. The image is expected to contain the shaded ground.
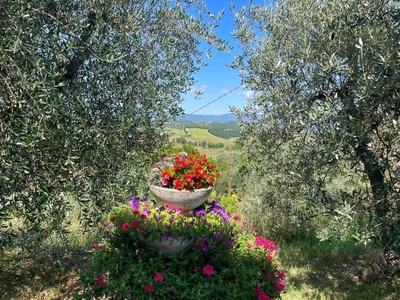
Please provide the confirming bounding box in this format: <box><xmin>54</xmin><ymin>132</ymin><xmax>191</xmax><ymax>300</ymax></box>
<box><xmin>279</xmin><ymin>240</ymin><xmax>400</xmax><ymax>300</ymax></box>
<box><xmin>0</xmin><ymin>249</ymin><xmax>87</xmax><ymax>300</ymax></box>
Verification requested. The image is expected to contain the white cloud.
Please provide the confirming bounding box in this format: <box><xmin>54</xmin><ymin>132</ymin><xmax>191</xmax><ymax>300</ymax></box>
<box><xmin>238</xmin><ymin>90</ymin><xmax>255</xmax><ymax>99</ymax></box>
<box><xmin>188</xmin><ymin>84</ymin><xmax>207</xmax><ymax>94</ymax></box>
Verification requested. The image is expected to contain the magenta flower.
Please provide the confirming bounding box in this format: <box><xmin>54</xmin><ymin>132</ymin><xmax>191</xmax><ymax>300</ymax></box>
<box><xmin>203</xmin><ymin>265</ymin><xmax>214</xmax><ymax>276</ymax></box>
<box><xmin>277</xmin><ymin>270</ymin><xmax>286</xmax><ymax>280</ymax></box>
<box><xmin>145</xmin><ymin>284</ymin><xmax>155</xmax><ymax>294</ymax></box>
<box><xmin>273</xmin><ymin>280</ymin><xmax>285</xmax><ymax>291</ymax></box>
<box><xmin>257</xmin><ymin>291</ymin><xmax>271</xmax><ymax>300</ymax></box>
<box><xmin>153</xmin><ymin>272</ymin><xmax>164</xmax><ymax>282</ymax></box>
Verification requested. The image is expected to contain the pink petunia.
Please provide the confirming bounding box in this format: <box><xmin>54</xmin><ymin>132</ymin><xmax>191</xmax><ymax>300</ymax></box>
<box><xmin>276</xmin><ymin>270</ymin><xmax>286</xmax><ymax>281</ymax></box>
<box><xmin>153</xmin><ymin>272</ymin><xmax>164</xmax><ymax>282</ymax></box>
<box><xmin>203</xmin><ymin>265</ymin><xmax>214</xmax><ymax>276</ymax></box>
<box><xmin>273</xmin><ymin>280</ymin><xmax>285</xmax><ymax>292</ymax></box>
<box><xmin>257</xmin><ymin>291</ymin><xmax>271</xmax><ymax>300</ymax></box>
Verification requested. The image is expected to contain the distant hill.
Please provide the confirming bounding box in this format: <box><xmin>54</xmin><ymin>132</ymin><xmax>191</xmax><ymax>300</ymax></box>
<box><xmin>178</xmin><ymin>113</ymin><xmax>237</xmax><ymax>123</ymax></box>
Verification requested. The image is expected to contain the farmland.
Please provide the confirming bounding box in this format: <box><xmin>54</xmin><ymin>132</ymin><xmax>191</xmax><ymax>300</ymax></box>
<box><xmin>165</xmin><ymin>126</ymin><xmax>235</xmax><ymax>157</ymax></box>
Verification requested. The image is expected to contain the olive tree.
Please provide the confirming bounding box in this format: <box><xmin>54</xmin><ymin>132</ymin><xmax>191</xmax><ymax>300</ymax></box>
<box><xmin>0</xmin><ymin>0</ymin><xmax>228</xmax><ymax>248</ymax></box>
<box><xmin>232</xmin><ymin>0</ymin><xmax>400</xmax><ymax>250</ymax></box>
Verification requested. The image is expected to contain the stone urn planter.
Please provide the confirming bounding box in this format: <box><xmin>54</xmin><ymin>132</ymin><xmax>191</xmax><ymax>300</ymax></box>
<box><xmin>142</xmin><ymin>237</ymin><xmax>194</xmax><ymax>254</ymax></box>
<box><xmin>149</xmin><ymin>185</ymin><xmax>213</xmax><ymax>212</ymax></box>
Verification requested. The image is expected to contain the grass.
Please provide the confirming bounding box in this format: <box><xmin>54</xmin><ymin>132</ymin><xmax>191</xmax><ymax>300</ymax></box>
<box><xmin>280</xmin><ymin>238</ymin><xmax>399</xmax><ymax>300</ymax></box>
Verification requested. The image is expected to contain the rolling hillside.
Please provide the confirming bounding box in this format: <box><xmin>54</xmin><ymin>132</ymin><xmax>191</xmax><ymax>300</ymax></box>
<box><xmin>165</xmin><ymin>126</ymin><xmax>234</xmax><ymax>156</ymax></box>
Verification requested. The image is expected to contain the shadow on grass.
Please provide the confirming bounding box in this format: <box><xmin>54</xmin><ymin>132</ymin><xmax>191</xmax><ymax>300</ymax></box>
<box><xmin>279</xmin><ymin>237</ymin><xmax>399</xmax><ymax>300</ymax></box>
<box><xmin>0</xmin><ymin>247</ymin><xmax>88</xmax><ymax>300</ymax></box>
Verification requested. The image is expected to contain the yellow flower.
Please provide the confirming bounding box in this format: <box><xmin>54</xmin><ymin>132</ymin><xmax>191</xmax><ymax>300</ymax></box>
<box><xmin>231</xmin><ymin>194</ymin><xmax>238</xmax><ymax>199</ymax></box>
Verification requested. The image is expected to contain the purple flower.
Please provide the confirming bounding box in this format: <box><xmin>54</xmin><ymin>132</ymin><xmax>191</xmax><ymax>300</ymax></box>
<box><xmin>196</xmin><ymin>209</ymin><xmax>206</xmax><ymax>215</ymax></box>
<box><xmin>107</xmin><ymin>223</ymin><xmax>113</xmax><ymax>228</ymax></box>
<box><xmin>172</xmin><ymin>234</ymin><xmax>177</xmax><ymax>240</ymax></box>
<box><xmin>187</xmin><ymin>210</ymin><xmax>194</xmax><ymax>215</ymax></box>
<box><xmin>220</xmin><ymin>212</ymin><xmax>230</xmax><ymax>222</ymax></box>
<box><xmin>162</xmin><ymin>234</ymin><xmax>169</xmax><ymax>240</ymax></box>
<box><xmin>126</xmin><ymin>196</ymin><xmax>138</xmax><ymax>202</ymax></box>
<box><xmin>165</xmin><ymin>206</ymin><xmax>173</xmax><ymax>212</ymax></box>
<box><xmin>210</xmin><ymin>201</ymin><xmax>225</xmax><ymax>213</ymax></box>
<box><xmin>131</xmin><ymin>201</ymin><xmax>140</xmax><ymax>210</ymax></box>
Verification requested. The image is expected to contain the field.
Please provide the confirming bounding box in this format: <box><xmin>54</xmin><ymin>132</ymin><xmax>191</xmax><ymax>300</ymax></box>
<box><xmin>165</xmin><ymin>126</ymin><xmax>234</xmax><ymax>157</ymax></box>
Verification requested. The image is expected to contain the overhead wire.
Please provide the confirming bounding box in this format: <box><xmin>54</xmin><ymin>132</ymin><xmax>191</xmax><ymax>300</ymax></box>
<box><xmin>184</xmin><ymin>84</ymin><xmax>243</xmax><ymax>116</ymax></box>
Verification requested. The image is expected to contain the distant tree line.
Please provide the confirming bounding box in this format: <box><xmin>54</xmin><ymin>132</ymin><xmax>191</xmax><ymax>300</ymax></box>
<box><xmin>208</xmin><ymin>127</ymin><xmax>241</xmax><ymax>139</ymax></box>
<box><xmin>174</xmin><ymin>138</ymin><xmax>224</xmax><ymax>148</ymax></box>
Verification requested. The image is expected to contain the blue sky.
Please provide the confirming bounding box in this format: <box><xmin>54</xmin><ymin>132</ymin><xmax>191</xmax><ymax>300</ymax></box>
<box><xmin>180</xmin><ymin>0</ymin><xmax>270</xmax><ymax>115</ymax></box>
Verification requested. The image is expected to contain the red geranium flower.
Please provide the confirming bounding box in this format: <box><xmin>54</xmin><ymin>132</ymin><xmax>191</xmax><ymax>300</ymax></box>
<box><xmin>145</xmin><ymin>284</ymin><xmax>155</xmax><ymax>294</ymax></box>
<box><xmin>120</xmin><ymin>222</ymin><xmax>130</xmax><ymax>231</ymax></box>
<box><xmin>94</xmin><ymin>276</ymin><xmax>105</xmax><ymax>286</ymax></box>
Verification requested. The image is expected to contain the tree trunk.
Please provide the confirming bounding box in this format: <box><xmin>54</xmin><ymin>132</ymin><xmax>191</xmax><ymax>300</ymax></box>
<box><xmin>353</xmin><ymin>136</ymin><xmax>390</xmax><ymax>249</ymax></box>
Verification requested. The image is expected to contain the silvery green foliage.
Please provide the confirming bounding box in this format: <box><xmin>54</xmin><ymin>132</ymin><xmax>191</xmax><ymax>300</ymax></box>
<box><xmin>232</xmin><ymin>0</ymin><xmax>400</xmax><ymax>248</ymax></box>
<box><xmin>0</xmin><ymin>0</ymin><xmax>228</xmax><ymax>248</ymax></box>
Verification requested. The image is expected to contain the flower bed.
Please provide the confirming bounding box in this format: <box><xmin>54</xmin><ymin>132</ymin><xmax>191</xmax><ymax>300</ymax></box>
<box><xmin>78</xmin><ymin>197</ymin><xmax>285</xmax><ymax>299</ymax></box>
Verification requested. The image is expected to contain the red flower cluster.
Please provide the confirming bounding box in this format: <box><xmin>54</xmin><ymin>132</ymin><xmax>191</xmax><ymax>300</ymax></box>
<box><xmin>145</xmin><ymin>284</ymin><xmax>154</xmax><ymax>294</ymax></box>
<box><xmin>94</xmin><ymin>276</ymin><xmax>105</xmax><ymax>286</ymax></box>
<box><xmin>118</xmin><ymin>221</ymin><xmax>146</xmax><ymax>233</ymax></box>
<box><xmin>152</xmin><ymin>152</ymin><xmax>220</xmax><ymax>190</ymax></box>
<box><xmin>91</xmin><ymin>243</ymin><xmax>106</xmax><ymax>251</ymax></box>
